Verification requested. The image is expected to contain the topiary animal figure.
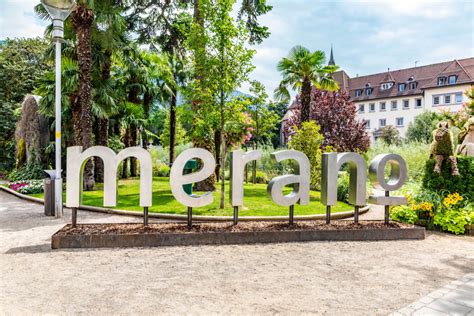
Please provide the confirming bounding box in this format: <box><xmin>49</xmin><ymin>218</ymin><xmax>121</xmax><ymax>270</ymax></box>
<box><xmin>430</xmin><ymin>121</ymin><xmax>459</xmax><ymax>176</ymax></box>
<box><xmin>458</xmin><ymin>116</ymin><xmax>474</xmax><ymax>157</ymax></box>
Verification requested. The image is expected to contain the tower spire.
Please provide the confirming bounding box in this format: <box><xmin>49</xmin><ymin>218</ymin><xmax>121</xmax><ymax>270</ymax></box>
<box><xmin>328</xmin><ymin>44</ymin><xmax>335</xmax><ymax>66</ymax></box>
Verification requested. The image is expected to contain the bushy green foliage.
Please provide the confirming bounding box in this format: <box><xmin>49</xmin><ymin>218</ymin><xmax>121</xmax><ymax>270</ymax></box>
<box><xmin>379</xmin><ymin>125</ymin><xmax>401</xmax><ymax>145</ymax></box>
<box><xmin>0</xmin><ymin>38</ymin><xmax>49</xmax><ymax>105</ymax></box>
<box><xmin>288</xmin><ymin>121</ymin><xmax>326</xmax><ymax>190</ymax></box>
<box><xmin>366</xmin><ymin>142</ymin><xmax>431</xmax><ymax>182</ymax></box>
<box><xmin>16</xmin><ymin>138</ymin><xmax>27</xmax><ymax>168</ymax></box>
<box><xmin>422</xmin><ymin>157</ymin><xmax>474</xmax><ymax>202</ymax></box>
<box><xmin>154</xmin><ymin>162</ymin><xmax>171</xmax><ymax>177</ymax></box>
<box><xmin>0</xmin><ymin>99</ymin><xmax>16</xmax><ymax>170</ymax></box>
<box><xmin>8</xmin><ymin>162</ymin><xmax>46</xmax><ymax>181</ymax></box>
<box><xmin>253</xmin><ymin>171</ymin><xmax>268</xmax><ymax>184</ymax></box>
<box><xmin>337</xmin><ymin>172</ymin><xmax>350</xmax><ymax>204</ymax></box>
<box><xmin>390</xmin><ymin>206</ymin><xmax>418</xmax><ymax>224</ymax></box>
<box><xmin>434</xmin><ymin>207</ymin><xmax>473</xmax><ymax>235</ymax></box>
<box><xmin>406</xmin><ymin>111</ymin><xmax>441</xmax><ymax>143</ymax></box>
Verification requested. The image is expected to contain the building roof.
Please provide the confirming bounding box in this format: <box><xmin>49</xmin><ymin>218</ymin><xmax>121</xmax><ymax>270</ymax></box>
<box><xmin>334</xmin><ymin>57</ymin><xmax>474</xmax><ymax>102</ymax></box>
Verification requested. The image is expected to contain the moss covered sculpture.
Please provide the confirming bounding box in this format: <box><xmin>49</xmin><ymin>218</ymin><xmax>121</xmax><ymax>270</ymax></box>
<box><xmin>458</xmin><ymin>117</ymin><xmax>474</xmax><ymax>157</ymax></box>
<box><xmin>430</xmin><ymin>121</ymin><xmax>459</xmax><ymax>176</ymax></box>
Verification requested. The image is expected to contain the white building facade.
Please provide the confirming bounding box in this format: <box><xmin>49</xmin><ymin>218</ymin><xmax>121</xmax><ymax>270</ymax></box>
<box><xmin>333</xmin><ymin>58</ymin><xmax>474</xmax><ymax>142</ymax></box>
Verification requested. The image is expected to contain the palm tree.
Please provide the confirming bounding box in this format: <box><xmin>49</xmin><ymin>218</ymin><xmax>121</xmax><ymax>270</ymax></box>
<box><xmin>274</xmin><ymin>45</ymin><xmax>339</xmax><ymax>123</ymax></box>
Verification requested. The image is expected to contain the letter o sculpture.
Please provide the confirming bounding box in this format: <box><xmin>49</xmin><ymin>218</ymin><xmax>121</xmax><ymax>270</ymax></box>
<box><xmin>369</xmin><ymin>153</ymin><xmax>407</xmax><ymax>191</ymax></box>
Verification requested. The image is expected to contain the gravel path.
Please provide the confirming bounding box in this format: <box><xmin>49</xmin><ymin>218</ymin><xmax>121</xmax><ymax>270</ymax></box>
<box><xmin>1</xmin><ymin>190</ymin><xmax>473</xmax><ymax>315</ymax></box>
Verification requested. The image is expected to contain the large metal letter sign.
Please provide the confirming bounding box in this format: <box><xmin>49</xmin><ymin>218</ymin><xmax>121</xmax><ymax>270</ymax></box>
<box><xmin>229</xmin><ymin>149</ymin><xmax>262</xmax><ymax>206</ymax></box>
<box><xmin>321</xmin><ymin>153</ymin><xmax>367</xmax><ymax>206</ymax></box>
<box><xmin>170</xmin><ymin>148</ymin><xmax>216</xmax><ymax>207</ymax></box>
<box><xmin>267</xmin><ymin>150</ymin><xmax>310</xmax><ymax>206</ymax></box>
<box><xmin>66</xmin><ymin>146</ymin><xmax>152</xmax><ymax>207</ymax></box>
<box><xmin>368</xmin><ymin>154</ymin><xmax>407</xmax><ymax>205</ymax></box>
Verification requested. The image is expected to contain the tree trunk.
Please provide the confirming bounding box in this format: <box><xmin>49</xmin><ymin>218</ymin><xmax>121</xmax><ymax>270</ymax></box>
<box><xmin>130</xmin><ymin>124</ymin><xmax>138</xmax><ymax>177</ymax></box>
<box><xmin>300</xmin><ymin>78</ymin><xmax>312</xmax><ymax>123</ymax></box>
<box><xmin>121</xmin><ymin>128</ymin><xmax>130</xmax><ymax>179</ymax></box>
<box><xmin>214</xmin><ymin>129</ymin><xmax>221</xmax><ymax>180</ymax></box>
<box><xmin>72</xmin><ymin>5</ymin><xmax>95</xmax><ymax>191</ymax></box>
<box><xmin>95</xmin><ymin>51</ymin><xmax>111</xmax><ymax>183</ymax></box>
<box><xmin>191</xmin><ymin>0</ymin><xmax>215</xmax><ymax>192</ymax></box>
<box><xmin>70</xmin><ymin>94</ymin><xmax>82</xmax><ymax>145</ymax></box>
<box><xmin>143</xmin><ymin>92</ymin><xmax>152</xmax><ymax>149</ymax></box>
<box><xmin>94</xmin><ymin>117</ymin><xmax>108</xmax><ymax>183</ymax></box>
<box><xmin>219</xmin><ymin>89</ymin><xmax>225</xmax><ymax>209</ymax></box>
<box><xmin>252</xmin><ymin>142</ymin><xmax>257</xmax><ymax>184</ymax></box>
<box><xmin>169</xmin><ymin>84</ymin><xmax>177</xmax><ymax>164</ymax></box>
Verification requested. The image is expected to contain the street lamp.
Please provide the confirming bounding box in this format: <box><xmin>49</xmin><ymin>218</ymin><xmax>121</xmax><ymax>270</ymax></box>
<box><xmin>41</xmin><ymin>0</ymin><xmax>76</xmax><ymax>218</ymax></box>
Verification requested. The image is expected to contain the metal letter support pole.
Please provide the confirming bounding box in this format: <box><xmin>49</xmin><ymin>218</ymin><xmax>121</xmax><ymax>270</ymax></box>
<box><xmin>143</xmin><ymin>207</ymin><xmax>149</xmax><ymax>226</ymax></box>
<box><xmin>354</xmin><ymin>206</ymin><xmax>359</xmax><ymax>224</ymax></box>
<box><xmin>187</xmin><ymin>207</ymin><xmax>192</xmax><ymax>228</ymax></box>
<box><xmin>289</xmin><ymin>204</ymin><xmax>294</xmax><ymax>225</ymax></box>
<box><xmin>385</xmin><ymin>191</ymin><xmax>390</xmax><ymax>225</ymax></box>
<box><xmin>326</xmin><ymin>205</ymin><xmax>331</xmax><ymax>224</ymax></box>
<box><xmin>54</xmin><ymin>38</ymin><xmax>63</xmax><ymax>218</ymax></box>
<box><xmin>72</xmin><ymin>207</ymin><xmax>77</xmax><ymax>227</ymax></box>
<box><xmin>233</xmin><ymin>206</ymin><xmax>238</xmax><ymax>225</ymax></box>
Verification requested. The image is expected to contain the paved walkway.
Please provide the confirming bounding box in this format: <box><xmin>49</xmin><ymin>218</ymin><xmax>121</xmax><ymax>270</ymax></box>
<box><xmin>1</xmin><ymin>190</ymin><xmax>473</xmax><ymax>315</ymax></box>
<box><xmin>394</xmin><ymin>273</ymin><xmax>474</xmax><ymax>315</ymax></box>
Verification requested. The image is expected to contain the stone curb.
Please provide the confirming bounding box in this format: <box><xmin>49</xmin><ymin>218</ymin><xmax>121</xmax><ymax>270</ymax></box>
<box><xmin>0</xmin><ymin>185</ymin><xmax>369</xmax><ymax>222</ymax></box>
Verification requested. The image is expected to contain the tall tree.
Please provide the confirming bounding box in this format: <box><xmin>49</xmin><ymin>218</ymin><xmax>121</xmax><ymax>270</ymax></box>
<box><xmin>275</xmin><ymin>45</ymin><xmax>339</xmax><ymax>123</ymax></box>
<box><xmin>283</xmin><ymin>88</ymin><xmax>370</xmax><ymax>153</ymax></box>
<box><xmin>196</xmin><ymin>0</ymin><xmax>255</xmax><ymax>208</ymax></box>
<box><xmin>69</xmin><ymin>2</ymin><xmax>95</xmax><ymax>190</ymax></box>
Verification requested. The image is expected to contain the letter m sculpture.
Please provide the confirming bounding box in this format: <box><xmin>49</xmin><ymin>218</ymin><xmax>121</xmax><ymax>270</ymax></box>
<box><xmin>66</xmin><ymin>146</ymin><xmax>153</xmax><ymax>208</ymax></box>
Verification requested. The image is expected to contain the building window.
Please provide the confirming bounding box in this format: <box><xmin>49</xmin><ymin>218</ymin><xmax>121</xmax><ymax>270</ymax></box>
<box><xmin>415</xmin><ymin>98</ymin><xmax>422</xmax><ymax>108</ymax></box>
<box><xmin>448</xmin><ymin>75</ymin><xmax>457</xmax><ymax>84</ymax></box>
<box><xmin>445</xmin><ymin>95</ymin><xmax>451</xmax><ymax>104</ymax></box>
<box><xmin>380</xmin><ymin>102</ymin><xmax>386</xmax><ymax>111</ymax></box>
<box><xmin>359</xmin><ymin>104</ymin><xmax>365</xmax><ymax>113</ymax></box>
<box><xmin>366</xmin><ymin>88</ymin><xmax>373</xmax><ymax>96</ymax></box>
<box><xmin>403</xmin><ymin>100</ymin><xmax>409</xmax><ymax>109</ymax></box>
<box><xmin>391</xmin><ymin>100</ymin><xmax>398</xmax><ymax>110</ymax></box>
<box><xmin>437</xmin><ymin>77</ymin><xmax>446</xmax><ymax>86</ymax></box>
<box><xmin>396</xmin><ymin>117</ymin><xmax>404</xmax><ymax>127</ymax></box>
<box><xmin>369</xmin><ymin>103</ymin><xmax>375</xmax><ymax>112</ymax></box>
<box><xmin>355</xmin><ymin>90</ymin><xmax>362</xmax><ymax>97</ymax></box>
<box><xmin>455</xmin><ymin>93</ymin><xmax>463</xmax><ymax>103</ymax></box>
<box><xmin>381</xmin><ymin>83</ymin><xmax>393</xmax><ymax>90</ymax></box>
<box><xmin>433</xmin><ymin>96</ymin><xmax>440</xmax><ymax>105</ymax></box>
<box><xmin>380</xmin><ymin>119</ymin><xmax>386</xmax><ymax>127</ymax></box>
<box><xmin>409</xmin><ymin>82</ymin><xmax>417</xmax><ymax>90</ymax></box>
<box><xmin>399</xmin><ymin>84</ymin><xmax>405</xmax><ymax>92</ymax></box>
<box><xmin>364</xmin><ymin>120</ymin><xmax>370</xmax><ymax>129</ymax></box>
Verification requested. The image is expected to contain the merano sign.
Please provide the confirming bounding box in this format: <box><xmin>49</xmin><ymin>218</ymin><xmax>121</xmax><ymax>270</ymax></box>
<box><xmin>66</xmin><ymin>146</ymin><xmax>408</xmax><ymax>216</ymax></box>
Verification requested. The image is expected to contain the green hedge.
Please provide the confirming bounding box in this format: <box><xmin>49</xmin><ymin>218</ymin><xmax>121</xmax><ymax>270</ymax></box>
<box><xmin>422</xmin><ymin>156</ymin><xmax>474</xmax><ymax>202</ymax></box>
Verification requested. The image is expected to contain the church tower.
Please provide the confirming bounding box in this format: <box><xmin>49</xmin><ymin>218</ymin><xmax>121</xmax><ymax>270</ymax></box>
<box><xmin>328</xmin><ymin>44</ymin><xmax>335</xmax><ymax>66</ymax></box>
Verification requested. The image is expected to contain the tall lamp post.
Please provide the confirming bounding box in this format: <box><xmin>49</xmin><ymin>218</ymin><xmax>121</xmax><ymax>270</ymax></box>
<box><xmin>41</xmin><ymin>0</ymin><xmax>76</xmax><ymax>218</ymax></box>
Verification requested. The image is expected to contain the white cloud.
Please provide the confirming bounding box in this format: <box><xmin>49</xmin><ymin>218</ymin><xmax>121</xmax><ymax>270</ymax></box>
<box><xmin>354</xmin><ymin>0</ymin><xmax>457</xmax><ymax>19</ymax></box>
<box><xmin>0</xmin><ymin>0</ymin><xmax>47</xmax><ymax>39</ymax></box>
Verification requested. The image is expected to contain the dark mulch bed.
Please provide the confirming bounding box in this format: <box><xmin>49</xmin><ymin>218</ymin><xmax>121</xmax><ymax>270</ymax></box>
<box><xmin>55</xmin><ymin>221</ymin><xmax>411</xmax><ymax>236</ymax></box>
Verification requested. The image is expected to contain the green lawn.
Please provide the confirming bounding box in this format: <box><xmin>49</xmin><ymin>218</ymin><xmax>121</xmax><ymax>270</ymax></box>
<box><xmin>31</xmin><ymin>177</ymin><xmax>352</xmax><ymax>216</ymax></box>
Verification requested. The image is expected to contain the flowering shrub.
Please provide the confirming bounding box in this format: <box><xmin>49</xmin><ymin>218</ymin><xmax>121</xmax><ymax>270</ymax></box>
<box><xmin>434</xmin><ymin>193</ymin><xmax>473</xmax><ymax>235</ymax></box>
<box><xmin>390</xmin><ymin>206</ymin><xmax>418</xmax><ymax>224</ymax></box>
<box><xmin>391</xmin><ymin>191</ymin><xmax>473</xmax><ymax>234</ymax></box>
<box><xmin>8</xmin><ymin>180</ymin><xmax>43</xmax><ymax>194</ymax></box>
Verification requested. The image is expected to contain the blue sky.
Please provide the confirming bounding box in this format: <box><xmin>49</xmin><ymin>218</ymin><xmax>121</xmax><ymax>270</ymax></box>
<box><xmin>1</xmin><ymin>0</ymin><xmax>473</xmax><ymax>98</ymax></box>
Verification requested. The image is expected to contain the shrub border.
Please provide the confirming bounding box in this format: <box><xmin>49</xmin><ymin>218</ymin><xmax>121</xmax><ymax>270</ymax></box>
<box><xmin>0</xmin><ymin>185</ymin><xmax>369</xmax><ymax>222</ymax></box>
